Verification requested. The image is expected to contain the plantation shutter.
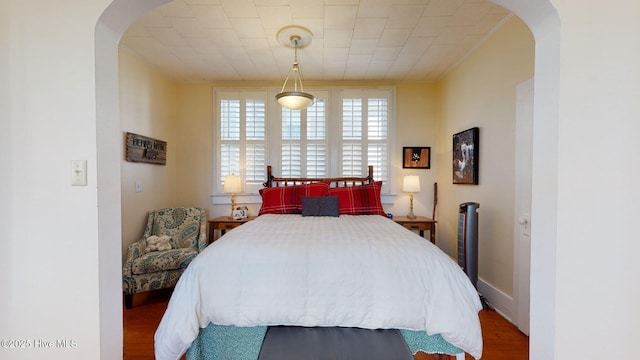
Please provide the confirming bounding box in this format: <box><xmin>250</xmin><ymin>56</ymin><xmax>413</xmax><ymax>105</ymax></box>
<box><xmin>280</xmin><ymin>98</ymin><xmax>327</xmax><ymax>178</ymax></box>
<box><xmin>218</xmin><ymin>91</ymin><xmax>267</xmax><ymax>192</ymax></box>
<box><xmin>340</xmin><ymin>90</ymin><xmax>390</xmax><ymax>185</ymax></box>
<box><xmin>215</xmin><ymin>87</ymin><xmax>392</xmax><ymax>196</ymax></box>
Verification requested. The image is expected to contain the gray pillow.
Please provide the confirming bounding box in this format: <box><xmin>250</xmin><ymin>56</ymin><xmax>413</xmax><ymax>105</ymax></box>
<box><xmin>301</xmin><ymin>196</ymin><xmax>339</xmax><ymax>217</ymax></box>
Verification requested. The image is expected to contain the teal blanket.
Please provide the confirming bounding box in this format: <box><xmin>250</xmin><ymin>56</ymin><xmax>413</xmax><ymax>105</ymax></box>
<box><xmin>186</xmin><ymin>324</ymin><xmax>461</xmax><ymax>360</ymax></box>
<box><xmin>399</xmin><ymin>329</ymin><xmax>461</xmax><ymax>355</ymax></box>
<box><xmin>187</xmin><ymin>325</ymin><xmax>267</xmax><ymax>360</ymax></box>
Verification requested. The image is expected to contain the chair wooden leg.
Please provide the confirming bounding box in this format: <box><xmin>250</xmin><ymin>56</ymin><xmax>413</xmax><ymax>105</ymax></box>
<box><xmin>124</xmin><ymin>293</ymin><xmax>133</xmax><ymax>309</ymax></box>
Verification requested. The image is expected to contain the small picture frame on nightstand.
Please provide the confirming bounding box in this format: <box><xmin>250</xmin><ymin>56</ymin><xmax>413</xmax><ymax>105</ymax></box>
<box><xmin>232</xmin><ymin>209</ymin><xmax>247</xmax><ymax>220</ymax></box>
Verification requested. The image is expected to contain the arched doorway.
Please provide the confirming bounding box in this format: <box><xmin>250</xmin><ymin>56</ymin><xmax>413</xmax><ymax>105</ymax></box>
<box><xmin>95</xmin><ymin>1</ymin><xmax>560</xmax><ymax>358</ymax></box>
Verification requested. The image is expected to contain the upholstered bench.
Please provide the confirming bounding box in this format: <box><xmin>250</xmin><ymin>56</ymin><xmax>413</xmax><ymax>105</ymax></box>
<box><xmin>258</xmin><ymin>326</ymin><xmax>414</xmax><ymax>360</ymax></box>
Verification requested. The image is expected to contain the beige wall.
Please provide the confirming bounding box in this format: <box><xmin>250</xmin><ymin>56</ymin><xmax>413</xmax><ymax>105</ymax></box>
<box><xmin>119</xmin><ymin>50</ymin><xmax>179</xmax><ymax>256</ymax></box>
<box><xmin>118</xmin><ymin>75</ymin><xmax>442</xmax><ymax>238</ymax></box>
<box><xmin>119</xmin><ymin>53</ymin><xmax>215</xmax><ymax>254</ymax></box>
<box><xmin>392</xmin><ymin>83</ymin><xmax>439</xmax><ymax>219</ymax></box>
<box><xmin>435</xmin><ymin>16</ymin><xmax>534</xmax><ymax>296</ymax></box>
<box><xmin>174</xmin><ymin>83</ymin><xmax>214</xmax><ymax>211</ymax></box>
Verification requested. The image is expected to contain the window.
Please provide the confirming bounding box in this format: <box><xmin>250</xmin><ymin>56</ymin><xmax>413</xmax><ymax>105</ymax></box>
<box><xmin>280</xmin><ymin>99</ymin><xmax>327</xmax><ymax>178</ymax></box>
<box><xmin>214</xmin><ymin>87</ymin><xmax>394</xmax><ymax>196</ymax></box>
<box><xmin>217</xmin><ymin>91</ymin><xmax>267</xmax><ymax>194</ymax></box>
<box><xmin>340</xmin><ymin>90</ymin><xmax>390</xmax><ymax>189</ymax></box>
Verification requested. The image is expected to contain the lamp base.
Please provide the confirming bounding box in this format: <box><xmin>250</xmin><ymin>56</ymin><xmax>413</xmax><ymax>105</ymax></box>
<box><xmin>407</xmin><ymin>193</ymin><xmax>417</xmax><ymax>219</ymax></box>
<box><xmin>228</xmin><ymin>193</ymin><xmax>236</xmax><ymax>219</ymax></box>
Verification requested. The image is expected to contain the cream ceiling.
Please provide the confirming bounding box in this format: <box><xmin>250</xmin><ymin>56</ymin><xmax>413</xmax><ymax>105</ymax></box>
<box><xmin>120</xmin><ymin>0</ymin><xmax>511</xmax><ymax>83</ymax></box>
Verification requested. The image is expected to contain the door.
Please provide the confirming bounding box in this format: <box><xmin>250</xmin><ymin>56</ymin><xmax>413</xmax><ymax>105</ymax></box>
<box><xmin>514</xmin><ymin>78</ymin><xmax>533</xmax><ymax>335</ymax></box>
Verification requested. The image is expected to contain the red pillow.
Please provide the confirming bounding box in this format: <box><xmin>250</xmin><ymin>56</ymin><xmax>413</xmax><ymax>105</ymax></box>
<box><xmin>258</xmin><ymin>186</ymin><xmax>300</xmax><ymax>215</ymax></box>
<box><xmin>296</xmin><ymin>182</ymin><xmax>330</xmax><ymax>210</ymax></box>
<box><xmin>258</xmin><ymin>183</ymin><xmax>330</xmax><ymax>215</ymax></box>
<box><xmin>327</xmin><ymin>181</ymin><xmax>386</xmax><ymax>216</ymax></box>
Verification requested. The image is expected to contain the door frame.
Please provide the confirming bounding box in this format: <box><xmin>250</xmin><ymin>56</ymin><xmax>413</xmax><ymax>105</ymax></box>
<box><xmin>513</xmin><ymin>77</ymin><xmax>534</xmax><ymax>335</ymax></box>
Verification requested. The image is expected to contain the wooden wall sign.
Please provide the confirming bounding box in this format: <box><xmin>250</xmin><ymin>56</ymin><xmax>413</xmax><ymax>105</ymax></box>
<box><xmin>125</xmin><ymin>132</ymin><xmax>167</xmax><ymax>165</ymax></box>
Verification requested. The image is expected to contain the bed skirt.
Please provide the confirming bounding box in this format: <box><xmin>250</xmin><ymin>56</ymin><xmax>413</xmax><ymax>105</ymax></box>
<box><xmin>186</xmin><ymin>323</ymin><xmax>462</xmax><ymax>360</ymax></box>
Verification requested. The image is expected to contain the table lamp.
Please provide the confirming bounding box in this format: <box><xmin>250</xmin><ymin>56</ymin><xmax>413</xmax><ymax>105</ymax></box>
<box><xmin>403</xmin><ymin>174</ymin><xmax>421</xmax><ymax>219</ymax></box>
<box><xmin>223</xmin><ymin>174</ymin><xmax>242</xmax><ymax>218</ymax></box>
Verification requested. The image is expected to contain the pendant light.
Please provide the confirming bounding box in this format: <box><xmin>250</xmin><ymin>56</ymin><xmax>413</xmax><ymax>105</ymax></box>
<box><xmin>276</xmin><ymin>26</ymin><xmax>315</xmax><ymax>110</ymax></box>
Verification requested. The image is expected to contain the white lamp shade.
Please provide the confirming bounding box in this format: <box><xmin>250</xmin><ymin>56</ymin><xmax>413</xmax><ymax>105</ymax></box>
<box><xmin>402</xmin><ymin>175</ymin><xmax>421</xmax><ymax>193</ymax></box>
<box><xmin>223</xmin><ymin>175</ymin><xmax>242</xmax><ymax>193</ymax></box>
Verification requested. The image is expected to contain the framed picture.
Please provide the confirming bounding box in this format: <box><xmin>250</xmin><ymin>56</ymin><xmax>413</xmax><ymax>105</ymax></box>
<box><xmin>452</xmin><ymin>127</ymin><xmax>479</xmax><ymax>185</ymax></box>
<box><xmin>232</xmin><ymin>205</ymin><xmax>249</xmax><ymax>220</ymax></box>
<box><xmin>403</xmin><ymin>147</ymin><xmax>431</xmax><ymax>169</ymax></box>
<box><xmin>232</xmin><ymin>208</ymin><xmax>247</xmax><ymax>220</ymax></box>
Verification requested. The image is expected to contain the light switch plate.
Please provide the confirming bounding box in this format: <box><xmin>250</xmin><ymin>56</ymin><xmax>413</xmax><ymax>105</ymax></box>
<box><xmin>71</xmin><ymin>160</ymin><xmax>87</xmax><ymax>186</ymax></box>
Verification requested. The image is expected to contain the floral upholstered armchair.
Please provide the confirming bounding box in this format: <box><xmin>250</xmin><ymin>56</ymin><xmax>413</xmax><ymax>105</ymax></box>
<box><xmin>122</xmin><ymin>207</ymin><xmax>207</xmax><ymax>308</ymax></box>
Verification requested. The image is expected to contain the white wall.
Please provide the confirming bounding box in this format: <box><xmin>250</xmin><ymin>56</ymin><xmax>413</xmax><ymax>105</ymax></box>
<box><xmin>550</xmin><ymin>1</ymin><xmax>640</xmax><ymax>358</ymax></box>
<box><xmin>0</xmin><ymin>0</ymin><xmax>13</xmax><ymax>350</ymax></box>
<box><xmin>0</xmin><ymin>0</ymin><xmax>10</xmax><ymax>330</ymax></box>
<box><xmin>3</xmin><ymin>1</ymin><xmax>640</xmax><ymax>360</ymax></box>
<box><xmin>2</xmin><ymin>1</ymin><xmax>111</xmax><ymax>359</ymax></box>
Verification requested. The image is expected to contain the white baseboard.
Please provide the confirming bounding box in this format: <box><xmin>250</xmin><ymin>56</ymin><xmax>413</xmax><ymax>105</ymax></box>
<box><xmin>477</xmin><ymin>277</ymin><xmax>514</xmax><ymax>323</ymax></box>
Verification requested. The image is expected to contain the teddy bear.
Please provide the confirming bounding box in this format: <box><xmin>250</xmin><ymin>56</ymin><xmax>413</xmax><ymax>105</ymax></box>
<box><xmin>144</xmin><ymin>235</ymin><xmax>172</xmax><ymax>253</ymax></box>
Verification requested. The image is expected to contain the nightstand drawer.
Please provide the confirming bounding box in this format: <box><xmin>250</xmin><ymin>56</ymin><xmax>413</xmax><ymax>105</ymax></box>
<box><xmin>401</xmin><ymin>223</ymin><xmax>428</xmax><ymax>231</ymax></box>
<box><xmin>392</xmin><ymin>216</ymin><xmax>436</xmax><ymax>244</ymax></box>
<box><xmin>221</xmin><ymin>223</ymin><xmax>240</xmax><ymax>230</ymax></box>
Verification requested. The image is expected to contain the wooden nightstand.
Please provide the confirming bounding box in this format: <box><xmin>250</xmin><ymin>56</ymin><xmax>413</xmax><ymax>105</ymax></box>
<box><xmin>393</xmin><ymin>216</ymin><xmax>437</xmax><ymax>244</ymax></box>
<box><xmin>207</xmin><ymin>216</ymin><xmax>256</xmax><ymax>244</ymax></box>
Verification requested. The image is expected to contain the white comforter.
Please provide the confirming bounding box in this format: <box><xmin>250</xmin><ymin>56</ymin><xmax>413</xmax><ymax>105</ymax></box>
<box><xmin>155</xmin><ymin>214</ymin><xmax>483</xmax><ymax>359</ymax></box>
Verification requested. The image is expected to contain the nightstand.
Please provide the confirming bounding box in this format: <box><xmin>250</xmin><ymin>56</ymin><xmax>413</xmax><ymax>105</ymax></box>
<box><xmin>393</xmin><ymin>216</ymin><xmax>437</xmax><ymax>244</ymax></box>
<box><xmin>207</xmin><ymin>216</ymin><xmax>256</xmax><ymax>244</ymax></box>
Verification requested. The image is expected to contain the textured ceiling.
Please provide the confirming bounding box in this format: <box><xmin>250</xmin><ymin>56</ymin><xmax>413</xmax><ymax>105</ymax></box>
<box><xmin>120</xmin><ymin>0</ymin><xmax>511</xmax><ymax>83</ymax></box>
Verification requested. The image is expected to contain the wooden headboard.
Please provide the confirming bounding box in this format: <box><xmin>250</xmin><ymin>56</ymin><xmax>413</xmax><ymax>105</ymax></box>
<box><xmin>263</xmin><ymin>165</ymin><xmax>374</xmax><ymax>188</ymax></box>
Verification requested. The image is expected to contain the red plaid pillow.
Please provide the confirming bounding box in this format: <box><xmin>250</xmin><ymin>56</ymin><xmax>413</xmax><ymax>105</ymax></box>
<box><xmin>258</xmin><ymin>183</ymin><xmax>330</xmax><ymax>215</ymax></box>
<box><xmin>296</xmin><ymin>182</ymin><xmax>330</xmax><ymax>210</ymax></box>
<box><xmin>328</xmin><ymin>181</ymin><xmax>386</xmax><ymax>216</ymax></box>
<box><xmin>258</xmin><ymin>186</ymin><xmax>300</xmax><ymax>215</ymax></box>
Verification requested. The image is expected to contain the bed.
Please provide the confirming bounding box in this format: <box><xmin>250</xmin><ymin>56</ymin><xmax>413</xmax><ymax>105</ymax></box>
<box><xmin>154</xmin><ymin>167</ymin><xmax>483</xmax><ymax>360</ymax></box>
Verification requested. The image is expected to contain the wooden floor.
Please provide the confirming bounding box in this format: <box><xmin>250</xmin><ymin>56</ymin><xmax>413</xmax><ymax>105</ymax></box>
<box><xmin>124</xmin><ymin>289</ymin><xmax>529</xmax><ymax>360</ymax></box>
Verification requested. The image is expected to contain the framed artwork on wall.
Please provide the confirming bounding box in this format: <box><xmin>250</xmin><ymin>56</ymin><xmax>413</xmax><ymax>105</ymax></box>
<box><xmin>452</xmin><ymin>127</ymin><xmax>479</xmax><ymax>185</ymax></box>
<box><xmin>403</xmin><ymin>147</ymin><xmax>431</xmax><ymax>169</ymax></box>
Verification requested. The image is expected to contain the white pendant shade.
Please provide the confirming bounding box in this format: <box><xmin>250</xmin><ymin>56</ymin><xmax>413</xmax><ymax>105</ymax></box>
<box><xmin>276</xmin><ymin>91</ymin><xmax>314</xmax><ymax>110</ymax></box>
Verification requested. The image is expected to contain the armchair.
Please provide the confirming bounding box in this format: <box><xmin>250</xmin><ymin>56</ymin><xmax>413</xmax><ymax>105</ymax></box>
<box><xmin>122</xmin><ymin>207</ymin><xmax>207</xmax><ymax>308</ymax></box>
